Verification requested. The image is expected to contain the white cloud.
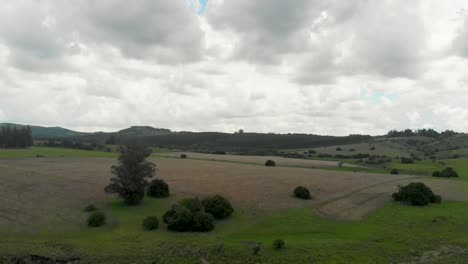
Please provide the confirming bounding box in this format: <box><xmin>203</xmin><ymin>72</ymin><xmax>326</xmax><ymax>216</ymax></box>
<box><xmin>0</xmin><ymin>1</ymin><xmax>468</xmax><ymax>135</ymax></box>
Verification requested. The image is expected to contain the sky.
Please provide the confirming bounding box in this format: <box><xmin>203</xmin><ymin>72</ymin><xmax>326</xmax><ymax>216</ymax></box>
<box><xmin>1</xmin><ymin>0</ymin><xmax>468</xmax><ymax>136</ymax></box>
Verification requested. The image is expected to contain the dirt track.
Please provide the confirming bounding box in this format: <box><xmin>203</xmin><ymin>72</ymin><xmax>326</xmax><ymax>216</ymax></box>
<box><xmin>0</xmin><ymin>157</ymin><xmax>466</xmax><ymax>231</ymax></box>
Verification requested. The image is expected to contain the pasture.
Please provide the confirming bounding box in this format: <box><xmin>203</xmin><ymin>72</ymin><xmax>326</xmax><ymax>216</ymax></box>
<box><xmin>1</xmin><ymin>153</ymin><xmax>468</xmax><ymax>263</ymax></box>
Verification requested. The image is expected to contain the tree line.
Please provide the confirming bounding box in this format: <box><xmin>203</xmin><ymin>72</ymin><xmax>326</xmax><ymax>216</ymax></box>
<box><xmin>386</xmin><ymin>128</ymin><xmax>458</xmax><ymax>138</ymax></box>
<box><xmin>0</xmin><ymin>126</ymin><xmax>33</xmax><ymax>148</ymax></box>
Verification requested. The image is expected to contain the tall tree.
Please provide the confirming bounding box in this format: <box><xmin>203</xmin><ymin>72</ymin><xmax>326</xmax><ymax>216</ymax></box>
<box><xmin>104</xmin><ymin>143</ymin><xmax>156</xmax><ymax>205</ymax></box>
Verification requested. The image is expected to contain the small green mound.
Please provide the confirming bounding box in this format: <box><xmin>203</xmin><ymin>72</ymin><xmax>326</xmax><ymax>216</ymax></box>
<box><xmin>147</xmin><ymin>179</ymin><xmax>170</xmax><ymax>198</ymax></box>
<box><xmin>293</xmin><ymin>186</ymin><xmax>311</xmax><ymax>200</ymax></box>
<box><xmin>392</xmin><ymin>182</ymin><xmax>442</xmax><ymax>206</ymax></box>
<box><xmin>87</xmin><ymin>211</ymin><xmax>106</xmax><ymax>227</ymax></box>
<box><xmin>273</xmin><ymin>239</ymin><xmax>285</xmax><ymax>250</ymax></box>
<box><xmin>202</xmin><ymin>195</ymin><xmax>234</xmax><ymax>219</ymax></box>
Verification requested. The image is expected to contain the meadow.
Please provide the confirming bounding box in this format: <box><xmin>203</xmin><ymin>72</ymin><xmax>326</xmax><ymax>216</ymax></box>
<box><xmin>0</xmin><ymin>147</ymin><xmax>468</xmax><ymax>263</ymax></box>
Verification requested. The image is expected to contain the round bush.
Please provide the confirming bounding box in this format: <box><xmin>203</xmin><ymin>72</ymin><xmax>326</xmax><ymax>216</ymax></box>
<box><xmin>192</xmin><ymin>212</ymin><xmax>215</xmax><ymax>232</ymax></box>
<box><xmin>392</xmin><ymin>182</ymin><xmax>441</xmax><ymax>206</ymax></box>
<box><xmin>83</xmin><ymin>204</ymin><xmax>97</xmax><ymax>212</ymax></box>
<box><xmin>265</xmin><ymin>160</ymin><xmax>276</xmax><ymax>167</ymax></box>
<box><xmin>179</xmin><ymin>197</ymin><xmax>204</xmax><ymax>213</ymax></box>
<box><xmin>142</xmin><ymin>216</ymin><xmax>159</xmax><ymax>231</ymax></box>
<box><xmin>180</xmin><ymin>154</ymin><xmax>188</xmax><ymax>159</ymax></box>
<box><xmin>163</xmin><ymin>206</ymin><xmax>177</xmax><ymax>224</ymax></box>
<box><xmin>147</xmin><ymin>179</ymin><xmax>170</xmax><ymax>198</ymax></box>
<box><xmin>202</xmin><ymin>195</ymin><xmax>234</xmax><ymax>219</ymax></box>
<box><xmin>273</xmin><ymin>239</ymin><xmax>285</xmax><ymax>250</ymax></box>
<box><xmin>390</xmin><ymin>169</ymin><xmax>399</xmax><ymax>175</ymax></box>
<box><xmin>165</xmin><ymin>205</ymin><xmax>193</xmax><ymax>232</ymax></box>
<box><xmin>87</xmin><ymin>212</ymin><xmax>106</xmax><ymax>227</ymax></box>
<box><xmin>293</xmin><ymin>186</ymin><xmax>311</xmax><ymax>200</ymax></box>
<box><xmin>441</xmin><ymin>167</ymin><xmax>459</xmax><ymax>178</ymax></box>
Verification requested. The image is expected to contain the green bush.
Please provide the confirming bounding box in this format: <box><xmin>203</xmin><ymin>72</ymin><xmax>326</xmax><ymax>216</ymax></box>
<box><xmin>179</xmin><ymin>197</ymin><xmax>204</xmax><ymax>213</ymax></box>
<box><xmin>180</xmin><ymin>154</ymin><xmax>188</xmax><ymax>159</ymax></box>
<box><xmin>293</xmin><ymin>186</ymin><xmax>311</xmax><ymax>200</ymax></box>
<box><xmin>192</xmin><ymin>212</ymin><xmax>215</xmax><ymax>232</ymax></box>
<box><xmin>202</xmin><ymin>195</ymin><xmax>234</xmax><ymax>219</ymax></box>
<box><xmin>83</xmin><ymin>204</ymin><xmax>97</xmax><ymax>212</ymax></box>
<box><xmin>164</xmin><ymin>198</ymin><xmax>216</xmax><ymax>232</ymax></box>
<box><xmin>147</xmin><ymin>179</ymin><xmax>170</xmax><ymax>198</ymax></box>
<box><xmin>142</xmin><ymin>216</ymin><xmax>159</xmax><ymax>231</ymax></box>
<box><xmin>390</xmin><ymin>169</ymin><xmax>399</xmax><ymax>175</ymax></box>
<box><xmin>392</xmin><ymin>182</ymin><xmax>441</xmax><ymax>206</ymax></box>
<box><xmin>432</xmin><ymin>171</ymin><xmax>442</xmax><ymax>177</ymax></box>
<box><xmin>273</xmin><ymin>239</ymin><xmax>285</xmax><ymax>250</ymax></box>
<box><xmin>265</xmin><ymin>160</ymin><xmax>276</xmax><ymax>167</ymax></box>
<box><xmin>165</xmin><ymin>205</ymin><xmax>194</xmax><ymax>232</ymax></box>
<box><xmin>441</xmin><ymin>167</ymin><xmax>458</xmax><ymax>178</ymax></box>
<box><xmin>87</xmin><ymin>212</ymin><xmax>106</xmax><ymax>227</ymax></box>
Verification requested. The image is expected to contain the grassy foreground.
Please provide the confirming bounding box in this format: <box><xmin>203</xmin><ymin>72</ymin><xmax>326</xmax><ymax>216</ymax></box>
<box><xmin>1</xmin><ymin>198</ymin><xmax>468</xmax><ymax>264</ymax></box>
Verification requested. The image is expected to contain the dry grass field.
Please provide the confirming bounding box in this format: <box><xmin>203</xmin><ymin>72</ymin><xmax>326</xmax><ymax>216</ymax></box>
<box><xmin>160</xmin><ymin>152</ymin><xmax>361</xmax><ymax>168</ymax></box>
<box><xmin>1</xmin><ymin>156</ymin><xmax>466</xmax><ymax>232</ymax></box>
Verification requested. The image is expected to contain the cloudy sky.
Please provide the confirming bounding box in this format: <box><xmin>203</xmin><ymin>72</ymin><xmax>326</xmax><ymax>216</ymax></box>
<box><xmin>1</xmin><ymin>0</ymin><xmax>468</xmax><ymax>135</ymax></box>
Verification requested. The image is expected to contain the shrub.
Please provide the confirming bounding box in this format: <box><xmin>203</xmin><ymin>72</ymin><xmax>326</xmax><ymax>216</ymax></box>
<box><xmin>202</xmin><ymin>195</ymin><xmax>234</xmax><ymax>219</ymax></box>
<box><xmin>147</xmin><ymin>179</ymin><xmax>170</xmax><ymax>198</ymax></box>
<box><xmin>179</xmin><ymin>197</ymin><xmax>204</xmax><ymax>213</ymax></box>
<box><xmin>441</xmin><ymin>167</ymin><xmax>459</xmax><ymax>178</ymax></box>
<box><xmin>165</xmin><ymin>205</ymin><xmax>194</xmax><ymax>232</ymax></box>
<box><xmin>87</xmin><ymin>212</ymin><xmax>106</xmax><ymax>227</ymax></box>
<box><xmin>192</xmin><ymin>212</ymin><xmax>215</xmax><ymax>232</ymax></box>
<box><xmin>400</xmin><ymin>157</ymin><xmax>414</xmax><ymax>164</ymax></box>
<box><xmin>370</xmin><ymin>146</ymin><xmax>376</xmax><ymax>151</ymax></box>
<box><xmin>164</xmin><ymin>198</ymin><xmax>218</xmax><ymax>232</ymax></box>
<box><xmin>180</xmin><ymin>154</ymin><xmax>188</xmax><ymax>159</ymax></box>
<box><xmin>142</xmin><ymin>216</ymin><xmax>159</xmax><ymax>231</ymax></box>
<box><xmin>392</xmin><ymin>182</ymin><xmax>441</xmax><ymax>206</ymax></box>
<box><xmin>265</xmin><ymin>160</ymin><xmax>276</xmax><ymax>167</ymax></box>
<box><xmin>83</xmin><ymin>204</ymin><xmax>97</xmax><ymax>212</ymax></box>
<box><xmin>273</xmin><ymin>239</ymin><xmax>285</xmax><ymax>250</ymax></box>
<box><xmin>336</xmin><ymin>147</ymin><xmax>343</xmax><ymax>151</ymax></box>
<box><xmin>432</xmin><ymin>171</ymin><xmax>442</xmax><ymax>177</ymax></box>
<box><xmin>390</xmin><ymin>169</ymin><xmax>399</xmax><ymax>175</ymax></box>
<box><xmin>293</xmin><ymin>186</ymin><xmax>311</xmax><ymax>200</ymax></box>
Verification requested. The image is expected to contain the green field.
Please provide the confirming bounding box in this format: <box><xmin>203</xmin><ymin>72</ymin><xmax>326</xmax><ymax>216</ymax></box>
<box><xmin>0</xmin><ymin>146</ymin><xmax>117</xmax><ymax>159</ymax></box>
<box><xmin>1</xmin><ymin>198</ymin><xmax>468</xmax><ymax>263</ymax></box>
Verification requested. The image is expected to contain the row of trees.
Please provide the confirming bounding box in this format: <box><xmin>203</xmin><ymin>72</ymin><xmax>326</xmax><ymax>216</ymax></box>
<box><xmin>387</xmin><ymin>129</ymin><xmax>458</xmax><ymax>138</ymax></box>
<box><xmin>0</xmin><ymin>126</ymin><xmax>33</xmax><ymax>148</ymax></box>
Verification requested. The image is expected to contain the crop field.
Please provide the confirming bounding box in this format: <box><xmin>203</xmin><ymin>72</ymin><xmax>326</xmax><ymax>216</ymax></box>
<box><xmin>1</xmin><ymin>155</ymin><xmax>468</xmax><ymax>263</ymax></box>
<box><xmin>160</xmin><ymin>152</ymin><xmax>360</xmax><ymax>168</ymax></box>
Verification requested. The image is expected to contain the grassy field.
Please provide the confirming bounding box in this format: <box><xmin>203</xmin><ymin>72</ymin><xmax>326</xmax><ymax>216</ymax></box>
<box><xmin>1</xmin><ymin>198</ymin><xmax>468</xmax><ymax>263</ymax></box>
<box><xmin>1</xmin><ymin>149</ymin><xmax>468</xmax><ymax>263</ymax></box>
<box><xmin>0</xmin><ymin>146</ymin><xmax>117</xmax><ymax>159</ymax></box>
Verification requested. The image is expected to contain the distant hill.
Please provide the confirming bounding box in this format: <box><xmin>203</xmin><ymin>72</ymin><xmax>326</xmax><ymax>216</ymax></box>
<box><xmin>0</xmin><ymin>123</ymin><xmax>86</xmax><ymax>139</ymax></box>
<box><xmin>117</xmin><ymin>126</ymin><xmax>171</xmax><ymax>137</ymax></box>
